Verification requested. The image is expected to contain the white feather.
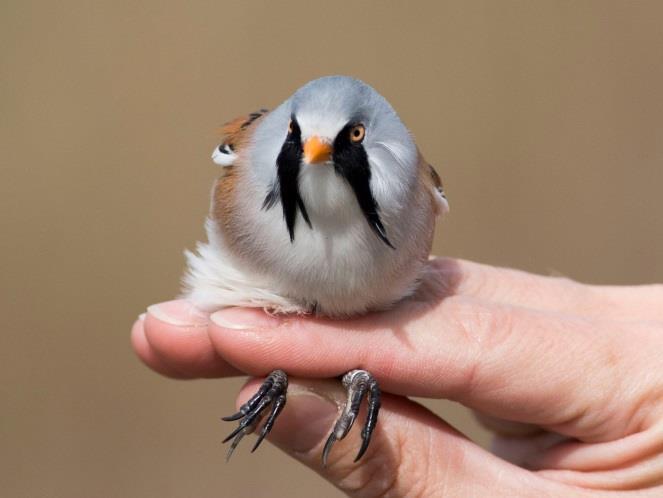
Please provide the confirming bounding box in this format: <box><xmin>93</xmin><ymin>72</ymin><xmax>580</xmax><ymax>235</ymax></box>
<box><xmin>182</xmin><ymin>219</ymin><xmax>305</xmax><ymax>313</ymax></box>
<box><xmin>211</xmin><ymin>144</ymin><xmax>237</xmax><ymax>167</ymax></box>
<box><xmin>433</xmin><ymin>189</ymin><xmax>450</xmax><ymax>216</ymax></box>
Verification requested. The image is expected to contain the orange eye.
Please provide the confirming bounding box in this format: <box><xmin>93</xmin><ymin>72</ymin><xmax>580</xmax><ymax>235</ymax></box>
<box><xmin>349</xmin><ymin>124</ymin><xmax>365</xmax><ymax>143</ymax></box>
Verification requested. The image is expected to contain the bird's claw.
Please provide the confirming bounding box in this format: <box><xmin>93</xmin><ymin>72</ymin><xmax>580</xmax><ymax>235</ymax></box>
<box><xmin>322</xmin><ymin>369</ymin><xmax>381</xmax><ymax>467</ymax></box>
<box><xmin>221</xmin><ymin>369</ymin><xmax>288</xmax><ymax>461</ymax></box>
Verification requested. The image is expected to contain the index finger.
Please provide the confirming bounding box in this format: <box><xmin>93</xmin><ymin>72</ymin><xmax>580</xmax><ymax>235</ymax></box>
<box><xmin>207</xmin><ymin>296</ymin><xmax>648</xmax><ymax>439</ymax></box>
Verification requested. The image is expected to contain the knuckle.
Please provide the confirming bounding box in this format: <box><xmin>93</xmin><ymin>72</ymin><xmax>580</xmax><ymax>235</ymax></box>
<box><xmin>445</xmin><ymin>296</ymin><xmax>514</xmax><ymax>347</ymax></box>
<box><xmin>441</xmin><ymin>296</ymin><xmax>516</xmax><ymax>396</ymax></box>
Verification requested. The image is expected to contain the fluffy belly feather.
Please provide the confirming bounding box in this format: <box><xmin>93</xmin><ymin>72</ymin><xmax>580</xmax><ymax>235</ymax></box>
<box><xmin>183</xmin><ymin>166</ymin><xmax>434</xmax><ymax>317</ymax></box>
<box><xmin>183</xmin><ymin>209</ymin><xmax>429</xmax><ymax>317</ymax></box>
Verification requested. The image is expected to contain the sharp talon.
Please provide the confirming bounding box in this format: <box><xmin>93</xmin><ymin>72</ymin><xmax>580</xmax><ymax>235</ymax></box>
<box><xmin>321</xmin><ymin>369</ymin><xmax>381</xmax><ymax>466</ymax></box>
<box><xmin>322</xmin><ymin>433</ymin><xmax>337</xmax><ymax>468</ymax></box>
<box><xmin>221</xmin><ymin>370</ymin><xmax>288</xmax><ymax>458</ymax></box>
<box><xmin>250</xmin><ymin>419</ymin><xmax>271</xmax><ymax>453</ymax></box>
<box><xmin>358</xmin><ymin>377</ymin><xmax>380</xmax><ymax>461</ymax></box>
<box><xmin>354</xmin><ymin>437</ymin><xmax>370</xmax><ymax>462</ymax></box>
<box><xmin>222</xmin><ymin>423</ymin><xmax>246</xmax><ymax>444</ymax></box>
<box><xmin>225</xmin><ymin>431</ymin><xmax>245</xmax><ymax>462</ymax></box>
<box><xmin>249</xmin><ymin>422</ymin><xmax>272</xmax><ymax>454</ymax></box>
<box><xmin>250</xmin><ymin>435</ymin><xmax>264</xmax><ymax>453</ymax></box>
<box><xmin>221</xmin><ymin>411</ymin><xmax>244</xmax><ymax>422</ymax></box>
<box><xmin>251</xmin><ymin>394</ymin><xmax>286</xmax><ymax>453</ymax></box>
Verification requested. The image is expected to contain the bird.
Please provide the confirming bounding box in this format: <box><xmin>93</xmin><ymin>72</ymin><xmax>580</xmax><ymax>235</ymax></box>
<box><xmin>182</xmin><ymin>75</ymin><xmax>449</xmax><ymax>465</ymax></box>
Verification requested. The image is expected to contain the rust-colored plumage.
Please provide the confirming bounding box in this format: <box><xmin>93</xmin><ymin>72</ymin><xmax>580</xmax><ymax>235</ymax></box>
<box><xmin>216</xmin><ymin>109</ymin><xmax>269</xmax><ymax>151</ymax></box>
<box><xmin>212</xmin><ymin>110</ymin><xmax>270</xmax><ymax>247</ymax></box>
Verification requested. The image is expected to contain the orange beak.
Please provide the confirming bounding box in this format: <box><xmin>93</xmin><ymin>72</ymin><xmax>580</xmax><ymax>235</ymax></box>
<box><xmin>303</xmin><ymin>136</ymin><xmax>332</xmax><ymax>164</ymax></box>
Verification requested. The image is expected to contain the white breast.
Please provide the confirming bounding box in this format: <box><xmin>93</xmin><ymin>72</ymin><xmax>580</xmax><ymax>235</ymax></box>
<box><xmin>183</xmin><ymin>163</ymin><xmax>435</xmax><ymax>317</ymax></box>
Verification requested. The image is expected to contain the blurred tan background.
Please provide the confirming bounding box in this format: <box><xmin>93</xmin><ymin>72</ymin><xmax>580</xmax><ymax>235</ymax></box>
<box><xmin>2</xmin><ymin>1</ymin><xmax>663</xmax><ymax>497</ymax></box>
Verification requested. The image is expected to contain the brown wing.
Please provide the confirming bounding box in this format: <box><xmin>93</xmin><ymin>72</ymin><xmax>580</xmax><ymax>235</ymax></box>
<box><xmin>419</xmin><ymin>155</ymin><xmax>450</xmax><ymax>216</ymax></box>
<box><xmin>212</xmin><ymin>109</ymin><xmax>269</xmax><ymax>167</ymax></box>
<box><xmin>211</xmin><ymin>109</ymin><xmax>269</xmax><ymax>242</ymax></box>
<box><xmin>219</xmin><ymin>108</ymin><xmax>269</xmax><ymax>151</ymax></box>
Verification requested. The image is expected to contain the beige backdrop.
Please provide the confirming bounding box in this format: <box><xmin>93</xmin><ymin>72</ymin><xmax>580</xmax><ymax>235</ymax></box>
<box><xmin>2</xmin><ymin>1</ymin><xmax>663</xmax><ymax>497</ymax></box>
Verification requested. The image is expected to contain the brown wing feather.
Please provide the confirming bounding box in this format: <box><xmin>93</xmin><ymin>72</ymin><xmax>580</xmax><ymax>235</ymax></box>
<box><xmin>218</xmin><ymin>108</ymin><xmax>269</xmax><ymax>152</ymax></box>
<box><xmin>418</xmin><ymin>154</ymin><xmax>449</xmax><ymax>216</ymax></box>
<box><xmin>428</xmin><ymin>163</ymin><xmax>444</xmax><ymax>194</ymax></box>
<box><xmin>211</xmin><ymin>109</ymin><xmax>269</xmax><ymax>247</ymax></box>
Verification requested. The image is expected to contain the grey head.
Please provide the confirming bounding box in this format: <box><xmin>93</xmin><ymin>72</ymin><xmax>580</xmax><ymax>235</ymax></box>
<box><xmin>251</xmin><ymin>76</ymin><xmax>418</xmax><ymax>247</ymax></box>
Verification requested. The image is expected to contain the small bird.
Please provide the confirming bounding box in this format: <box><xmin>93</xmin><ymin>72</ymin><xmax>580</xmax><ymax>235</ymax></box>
<box><xmin>183</xmin><ymin>76</ymin><xmax>449</xmax><ymax>465</ymax></box>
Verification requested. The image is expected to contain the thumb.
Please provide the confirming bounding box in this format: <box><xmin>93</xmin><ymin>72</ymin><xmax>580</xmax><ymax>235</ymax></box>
<box><xmin>233</xmin><ymin>378</ymin><xmax>555</xmax><ymax>497</ymax></box>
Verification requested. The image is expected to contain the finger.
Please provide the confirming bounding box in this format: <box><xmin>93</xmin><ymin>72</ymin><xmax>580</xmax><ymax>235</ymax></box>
<box><xmin>537</xmin><ymin>450</ymin><xmax>663</xmax><ymax>490</ymax></box>
<box><xmin>141</xmin><ymin>300</ymin><xmax>240</xmax><ymax>378</ymax></box>
<box><xmin>422</xmin><ymin>258</ymin><xmax>617</xmax><ymax>318</ymax></box>
<box><xmin>430</xmin><ymin>258</ymin><xmax>663</xmax><ymax>322</ymax></box>
<box><xmin>490</xmin><ymin>425</ymin><xmax>663</xmax><ymax>490</ymax></box>
<box><xmin>131</xmin><ymin>316</ymin><xmax>189</xmax><ymax>379</ymax></box>
<box><xmin>233</xmin><ymin>378</ymin><xmax>564</xmax><ymax>497</ymax></box>
<box><xmin>528</xmin><ymin>423</ymin><xmax>663</xmax><ymax>472</ymax></box>
<box><xmin>208</xmin><ymin>298</ymin><xmax>655</xmax><ymax>440</ymax></box>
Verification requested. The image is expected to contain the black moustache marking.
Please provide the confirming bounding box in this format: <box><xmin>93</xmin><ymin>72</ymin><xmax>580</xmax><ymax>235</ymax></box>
<box><xmin>264</xmin><ymin>119</ymin><xmax>392</xmax><ymax>249</ymax></box>
<box><xmin>261</xmin><ymin>185</ymin><xmax>279</xmax><ymax>210</ymax></box>
<box><xmin>333</xmin><ymin>125</ymin><xmax>395</xmax><ymax>249</ymax></box>
<box><xmin>265</xmin><ymin>118</ymin><xmax>312</xmax><ymax>242</ymax></box>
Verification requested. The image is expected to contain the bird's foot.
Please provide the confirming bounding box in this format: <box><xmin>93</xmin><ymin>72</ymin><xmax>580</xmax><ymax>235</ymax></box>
<box><xmin>322</xmin><ymin>369</ymin><xmax>381</xmax><ymax>467</ymax></box>
<box><xmin>221</xmin><ymin>369</ymin><xmax>288</xmax><ymax>461</ymax></box>
<box><xmin>221</xmin><ymin>368</ymin><xmax>380</xmax><ymax>467</ymax></box>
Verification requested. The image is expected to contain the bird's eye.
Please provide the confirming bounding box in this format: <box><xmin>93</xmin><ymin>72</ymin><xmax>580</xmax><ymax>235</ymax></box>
<box><xmin>287</xmin><ymin>120</ymin><xmax>293</xmax><ymax>134</ymax></box>
<box><xmin>349</xmin><ymin>124</ymin><xmax>365</xmax><ymax>143</ymax></box>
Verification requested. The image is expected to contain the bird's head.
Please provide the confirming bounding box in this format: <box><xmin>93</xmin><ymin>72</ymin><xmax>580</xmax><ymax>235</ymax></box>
<box><xmin>250</xmin><ymin>76</ymin><xmax>419</xmax><ymax>248</ymax></box>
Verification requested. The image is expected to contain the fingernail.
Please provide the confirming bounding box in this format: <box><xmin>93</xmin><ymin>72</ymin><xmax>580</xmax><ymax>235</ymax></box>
<box><xmin>268</xmin><ymin>391</ymin><xmax>339</xmax><ymax>453</ymax></box>
<box><xmin>138</xmin><ymin>312</ymin><xmax>146</xmax><ymax>322</ymax></box>
<box><xmin>146</xmin><ymin>300</ymin><xmax>209</xmax><ymax>327</ymax></box>
<box><xmin>210</xmin><ymin>307</ymin><xmax>281</xmax><ymax>331</ymax></box>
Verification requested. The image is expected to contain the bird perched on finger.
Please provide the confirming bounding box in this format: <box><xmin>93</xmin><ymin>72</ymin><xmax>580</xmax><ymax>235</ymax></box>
<box><xmin>182</xmin><ymin>75</ymin><xmax>449</xmax><ymax>465</ymax></box>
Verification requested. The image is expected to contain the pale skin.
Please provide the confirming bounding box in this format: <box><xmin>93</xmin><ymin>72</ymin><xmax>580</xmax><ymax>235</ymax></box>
<box><xmin>131</xmin><ymin>258</ymin><xmax>663</xmax><ymax>497</ymax></box>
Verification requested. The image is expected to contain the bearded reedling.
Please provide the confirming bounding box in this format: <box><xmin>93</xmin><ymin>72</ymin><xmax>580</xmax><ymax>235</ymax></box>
<box><xmin>183</xmin><ymin>76</ymin><xmax>449</xmax><ymax>465</ymax></box>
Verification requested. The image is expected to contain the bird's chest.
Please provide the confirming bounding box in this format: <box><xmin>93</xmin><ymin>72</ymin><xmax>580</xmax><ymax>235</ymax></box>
<box><xmin>230</xmin><ymin>178</ymin><xmax>396</xmax><ymax>305</ymax></box>
<box><xmin>217</xmin><ymin>164</ymin><xmax>427</xmax><ymax>315</ymax></box>
<box><xmin>251</xmin><ymin>198</ymin><xmax>389</xmax><ymax>294</ymax></box>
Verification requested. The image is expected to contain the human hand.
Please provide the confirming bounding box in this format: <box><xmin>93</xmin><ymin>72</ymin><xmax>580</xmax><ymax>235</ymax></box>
<box><xmin>132</xmin><ymin>258</ymin><xmax>663</xmax><ymax>496</ymax></box>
